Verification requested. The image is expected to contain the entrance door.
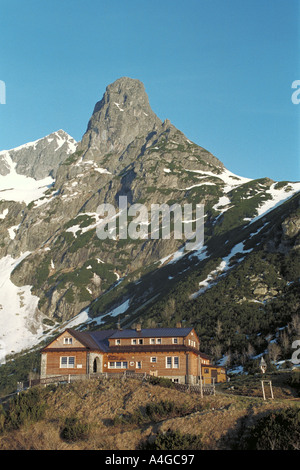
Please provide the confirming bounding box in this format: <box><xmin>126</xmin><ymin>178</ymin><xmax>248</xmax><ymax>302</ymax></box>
<box><xmin>93</xmin><ymin>357</ymin><xmax>100</xmax><ymax>373</ymax></box>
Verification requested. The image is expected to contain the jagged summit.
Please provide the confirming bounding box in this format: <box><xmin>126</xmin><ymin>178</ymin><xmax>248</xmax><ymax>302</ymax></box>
<box><xmin>79</xmin><ymin>77</ymin><xmax>162</xmax><ymax>160</ymax></box>
<box><xmin>0</xmin><ymin>130</ymin><xmax>77</xmax><ymax>180</ymax></box>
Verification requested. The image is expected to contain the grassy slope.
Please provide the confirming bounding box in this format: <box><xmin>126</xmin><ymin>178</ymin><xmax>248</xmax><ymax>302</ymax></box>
<box><xmin>0</xmin><ymin>373</ymin><xmax>299</xmax><ymax>450</ymax></box>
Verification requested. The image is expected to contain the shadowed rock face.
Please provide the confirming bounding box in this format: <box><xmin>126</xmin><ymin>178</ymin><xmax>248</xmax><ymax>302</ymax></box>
<box><xmin>79</xmin><ymin>77</ymin><xmax>162</xmax><ymax>161</ymax></box>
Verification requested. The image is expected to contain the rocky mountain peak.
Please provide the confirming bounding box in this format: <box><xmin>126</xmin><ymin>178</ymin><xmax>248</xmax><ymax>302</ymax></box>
<box><xmin>0</xmin><ymin>130</ymin><xmax>77</xmax><ymax>180</ymax></box>
<box><xmin>79</xmin><ymin>77</ymin><xmax>162</xmax><ymax>161</ymax></box>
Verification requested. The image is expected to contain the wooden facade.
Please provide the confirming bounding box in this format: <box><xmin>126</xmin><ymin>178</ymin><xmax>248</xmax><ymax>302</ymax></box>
<box><xmin>40</xmin><ymin>326</ymin><xmax>226</xmax><ymax>384</ymax></box>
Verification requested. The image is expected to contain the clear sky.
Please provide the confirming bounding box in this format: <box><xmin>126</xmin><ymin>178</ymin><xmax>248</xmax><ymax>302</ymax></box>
<box><xmin>0</xmin><ymin>0</ymin><xmax>299</xmax><ymax>182</ymax></box>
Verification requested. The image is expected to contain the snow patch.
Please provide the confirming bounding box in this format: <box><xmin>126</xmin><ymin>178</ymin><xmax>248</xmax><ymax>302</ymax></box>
<box><xmin>0</xmin><ymin>152</ymin><xmax>54</xmax><ymax>204</ymax></box>
<box><xmin>0</xmin><ymin>208</ymin><xmax>8</xmax><ymax>219</ymax></box>
<box><xmin>0</xmin><ymin>253</ymin><xmax>45</xmax><ymax>356</ymax></box>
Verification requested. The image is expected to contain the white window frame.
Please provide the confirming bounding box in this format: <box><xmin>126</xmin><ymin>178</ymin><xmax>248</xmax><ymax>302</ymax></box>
<box><xmin>165</xmin><ymin>356</ymin><xmax>179</xmax><ymax>369</ymax></box>
<box><xmin>150</xmin><ymin>357</ymin><xmax>157</xmax><ymax>363</ymax></box>
<box><xmin>115</xmin><ymin>339</ymin><xmax>121</xmax><ymax>345</ymax></box>
<box><xmin>150</xmin><ymin>338</ymin><xmax>155</xmax><ymax>345</ymax></box>
<box><xmin>131</xmin><ymin>339</ymin><xmax>137</xmax><ymax>345</ymax></box>
<box><xmin>60</xmin><ymin>356</ymin><xmax>75</xmax><ymax>368</ymax></box>
<box><xmin>156</xmin><ymin>338</ymin><xmax>162</xmax><ymax>344</ymax></box>
<box><xmin>138</xmin><ymin>338</ymin><xmax>143</xmax><ymax>345</ymax></box>
<box><xmin>172</xmin><ymin>338</ymin><xmax>178</xmax><ymax>344</ymax></box>
<box><xmin>63</xmin><ymin>337</ymin><xmax>73</xmax><ymax>344</ymax></box>
<box><xmin>108</xmin><ymin>361</ymin><xmax>128</xmax><ymax>369</ymax></box>
<box><xmin>166</xmin><ymin>356</ymin><xmax>172</xmax><ymax>369</ymax></box>
<box><xmin>136</xmin><ymin>361</ymin><xmax>142</xmax><ymax>369</ymax></box>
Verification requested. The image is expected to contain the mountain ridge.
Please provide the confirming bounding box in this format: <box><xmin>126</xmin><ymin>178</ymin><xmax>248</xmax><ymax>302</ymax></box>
<box><xmin>0</xmin><ymin>77</ymin><xmax>299</xmax><ymax>370</ymax></box>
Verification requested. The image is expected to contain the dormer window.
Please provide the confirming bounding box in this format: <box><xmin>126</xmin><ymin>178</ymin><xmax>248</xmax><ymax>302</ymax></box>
<box><xmin>156</xmin><ymin>338</ymin><xmax>162</xmax><ymax>344</ymax></box>
<box><xmin>131</xmin><ymin>339</ymin><xmax>137</xmax><ymax>345</ymax></box>
<box><xmin>63</xmin><ymin>337</ymin><xmax>73</xmax><ymax>344</ymax></box>
<box><xmin>115</xmin><ymin>339</ymin><xmax>121</xmax><ymax>345</ymax></box>
<box><xmin>172</xmin><ymin>338</ymin><xmax>178</xmax><ymax>344</ymax></box>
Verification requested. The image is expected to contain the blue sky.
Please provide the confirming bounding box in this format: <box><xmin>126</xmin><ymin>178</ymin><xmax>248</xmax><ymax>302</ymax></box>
<box><xmin>0</xmin><ymin>0</ymin><xmax>299</xmax><ymax>182</ymax></box>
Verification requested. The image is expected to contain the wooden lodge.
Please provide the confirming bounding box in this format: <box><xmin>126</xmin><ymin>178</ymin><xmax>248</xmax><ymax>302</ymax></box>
<box><xmin>40</xmin><ymin>324</ymin><xmax>226</xmax><ymax>385</ymax></box>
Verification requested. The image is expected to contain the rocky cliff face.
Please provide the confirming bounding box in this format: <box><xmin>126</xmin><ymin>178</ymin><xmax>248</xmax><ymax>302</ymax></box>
<box><xmin>0</xmin><ymin>77</ymin><xmax>300</xmax><ymax>358</ymax></box>
<box><xmin>0</xmin><ymin>130</ymin><xmax>77</xmax><ymax>179</ymax></box>
<box><xmin>79</xmin><ymin>77</ymin><xmax>162</xmax><ymax>162</ymax></box>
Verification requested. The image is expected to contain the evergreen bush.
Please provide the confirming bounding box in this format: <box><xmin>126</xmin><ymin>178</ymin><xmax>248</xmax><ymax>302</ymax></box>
<box><xmin>60</xmin><ymin>416</ymin><xmax>90</xmax><ymax>442</ymax></box>
<box><xmin>244</xmin><ymin>407</ymin><xmax>300</xmax><ymax>450</ymax></box>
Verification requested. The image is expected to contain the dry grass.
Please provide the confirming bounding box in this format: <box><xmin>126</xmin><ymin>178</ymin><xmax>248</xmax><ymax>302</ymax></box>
<box><xmin>0</xmin><ymin>375</ymin><xmax>299</xmax><ymax>450</ymax></box>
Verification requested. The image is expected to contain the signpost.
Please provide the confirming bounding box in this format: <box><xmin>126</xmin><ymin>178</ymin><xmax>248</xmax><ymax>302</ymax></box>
<box><xmin>260</xmin><ymin>357</ymin><xmax>274</xmax><ymax>400</ymax></box>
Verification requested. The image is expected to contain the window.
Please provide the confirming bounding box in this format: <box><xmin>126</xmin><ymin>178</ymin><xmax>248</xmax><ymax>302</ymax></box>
<box><xmin>63</xmin><ymin>337</ymin><xmax>73</xmax><ymax>344</ymax></box>
<box><xmin>115</xmin><ymin>339</ymin><xmax>121</xmax><ymax>345</ymax></box>
<box><xmin>136</xmin><ymin>361</ymin><xmax>142</xmax><ymax>369</ymax></box>
<box><xmin>108</xmin><ymin>361</ymin><xmax>128</xmax><ymax>369</ymax></box>
<box><xmin>150</xmin><ymin>338</ymin><xmax>161</xmax><ymax>344</ymax></box>
<box><xmin>138</xmin><ymin>339</ymin><xmax>143</xmax><ymax>345</ymax></box>
<box><xmin>150</xmin><ymin>357</ymin><xmax>157</xmax><ymax>363</ymax></box>
<box><xmin>60</xmin><ymin>356</ymin><xmax>75</xmax><ymax>368</ymax></box>
<box><xmin>166</xmin><ymin>356</ymin><xmax>179</xmax><ymax>369</ymax></box>
<box><xmin>131</xmin><ymin>339</ymin><xmax>137</xmax><ymax>345</ymax></box>
<box><xmin>172</xmin><ymin>338</ymin><xmax>178</xmax><ymax>344</ymax></box>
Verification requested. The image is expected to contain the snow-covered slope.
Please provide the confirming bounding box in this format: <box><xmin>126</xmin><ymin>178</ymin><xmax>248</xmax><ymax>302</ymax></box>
<box><xmin>0</xmin><ymin>151</ymin><xmax>54</xmax><ymax>204</ymax></box>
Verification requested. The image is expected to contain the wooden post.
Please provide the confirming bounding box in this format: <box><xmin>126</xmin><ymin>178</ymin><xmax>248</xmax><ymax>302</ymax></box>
<box><xmin>261</xmin><ymin>380</ymin><xmax>266</xmax><ymax>400</ymax></box>
<box><xmin>198</xmin><ymin>356</ymin><xmax>203</xmax><ymax>398</ymax></box>
<box><xmin>269</xmin><ymin>381</ymin><xmax>274</xmax><ymax>399</ymax></box>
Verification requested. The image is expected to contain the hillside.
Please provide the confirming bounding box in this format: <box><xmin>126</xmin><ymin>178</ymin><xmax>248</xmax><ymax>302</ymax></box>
<box><xmin>0</xmin><ymin>76</ymin><xmax>299</xmax><ymax>377</ymax></box>
<box><xmin>0</xmin><ymin>373</ymin><xmax>299</xmax><ymax>451</ymax></box>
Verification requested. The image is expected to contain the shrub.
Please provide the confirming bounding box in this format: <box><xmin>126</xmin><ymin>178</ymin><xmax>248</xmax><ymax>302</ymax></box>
<box><xmin>140</xmin><ymin>429</ymin><xmax>203</xmax><ymax>450</ymax></box>
<box><xmin>145</xmin><ymin>400</ymin><xmax>176</xmax><ymax>420</ymax></box>
<box><xmin>60</xmin><ymin>416</ymin><xmax>90</xmax><ymax>442</ymax></box>
<box><xmin>6</xmin><ymin>388</ymin><xmax>48</xmax><ymax>430</ymax></box>
<box><xmin>148</xmin><ymin>376</ymin><xmax>175</xmax><ymax>388</ymax></box>
<box><xmin>289</xmin><ymin>371</ymin><xmax>300</xmax><ymax>396</ymax></box>
<box><xmin>244</xmin><ymin>407</ymin><xmax>300</xmax><ymax>450</ymax></box>
<box><xmin>0</xmin><ymin>405</ymin><xmax>6</xmax><ymax>433</ymax></box>
<box><xmin>113</xmin><ymin>409</ymin><xmax>145</xmax><ymax>427</ymax></box>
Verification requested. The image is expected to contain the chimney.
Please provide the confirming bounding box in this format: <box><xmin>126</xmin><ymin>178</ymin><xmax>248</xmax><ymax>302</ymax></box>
<box><xmin>136</xmin><ymin>323</ymin><xmax>142</xmax><ymax>332</ymax></box>
<box><xmin>176</xmin><ymin>322</ymin><xmax>182</xmax><ymax>329</ymax></box>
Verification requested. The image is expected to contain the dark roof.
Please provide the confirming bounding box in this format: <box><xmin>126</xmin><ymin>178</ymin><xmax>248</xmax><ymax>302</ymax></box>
<box><xmin>70</xmin><ymin>329</ymin><xmax>115</xmax><ymax>352</ymax></box>
<box><xmin>42</xmin><ymin>327</ymin><xmax>196</xmax><ymax>353</ymax></box>
<box><xmin>109</xmin><ymin>327</ymin><xmax>193</xmax><ymax>339</ymax></box>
